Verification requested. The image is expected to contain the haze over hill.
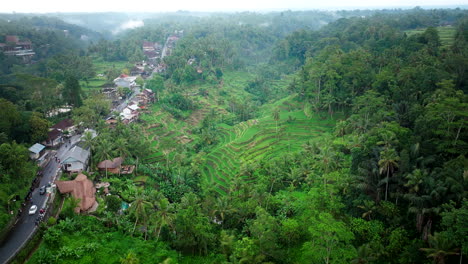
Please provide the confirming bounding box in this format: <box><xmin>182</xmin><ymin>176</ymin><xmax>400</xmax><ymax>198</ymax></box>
<box><xmin>1</xmin><ymin>0</ymin><xmax>467</xmax><ymax>13</ymax></box>
<box><xmin>0</xmin><ymin>5</ymin><xmax>466</xmax><ymax>264</ymax></box>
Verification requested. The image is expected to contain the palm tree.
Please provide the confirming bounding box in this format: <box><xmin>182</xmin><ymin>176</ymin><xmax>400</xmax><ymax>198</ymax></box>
<box><xmin>151</xmin><ymin>197</ymin><xmax>175</xmax><ymax>241</ymax></box>
<box><xmin>120</xmin><ymin>251</ymin><xmax>140</xmax><ymax>264</ymax></box>
<box><xmin>351</xmin><ymin>243</ymin><xmax>379</xmax><ymax>264</ymax></box>
<box><xmin>404</xmin><ymin>169</ymin><xmax>426</xmax><ymax>194</ymax></box>
<box><xmin>81</xmin><ymin>131</ymin><xmax>96</xmax><ymax>170</ymax></box>
<box><xmin>211</xmin><ymin>196</ymin><xmax>237</xmax><ymax>227</ymax></box>
<box><xmin>128</xmin><ymin>191</ymin><xmax>152</xmax><ymax>239</ymax></box>
<box><xmin>94</xmin><ymin>138</ymin><xmax>114</xmax><ymax>178</ymax></box>
<box><xmin>420</xmin><ymin>233</ymin><xmax>459</xmax><ymax>264</ymax></box>
<box><xmin>357</xmin><ymin>200</ymin><xmax>377</xmax><ymax>220</ymax></box>
<box><xmin>318</xmin><ymin>140</ymin><xmax>340</xmax><ymax>194</ymax></box>
<box><xmin>378</xmin><ymin>147</ymin><xmax>399</xmax><ymax>201</ymax></box>
<box><xmin>114</xmin><ymin>138</ymin><xmax>130</xmax><ymax>160</ymax></box>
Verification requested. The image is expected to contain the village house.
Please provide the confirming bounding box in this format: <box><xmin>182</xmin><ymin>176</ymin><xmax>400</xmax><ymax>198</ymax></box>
<box><xmin>102</xmin><ymin>87</ymin><xmax>119</xmax><ymax>100</ymax></box>
<box><xmin>44</xmin><ymin>119</ymin><xmax>75</xmax><ymax>147</ymax></box>
<box><xmin>51</xmin><ymin>119</ymin><xmax>76</xmax><ymax>137</ymax></box>
<box><xmin>97</xmin><ymin>157</ymin><xmax>123</xmax><ymax>174</ymax></box>
<box><xmin>120</xmin><ymin>103</ymin><xmax>140</xmax><ymax>124</ymax></box>
<box><xmin>0</xmin><ymin>35</ymin><xmax>35</xmax><ymax>63</ymax></box>
<box><xmin>142</xmin><ymin>41</ymin><xmax>155</xmax><ymax>52</ymax></box>
<box><xmin>28</xmin><ymin>143</ymin><xmax>46</xmax><ymax>160</ymax></box>
<box><xmin>105</xmin><ymin>117</ymin><xmax>118</xmax><ymax>128</ymax></box>
<box><xmin>97</xmin><ymin>157</ymin><xmax>135</xmax><ymax>175</ymax></box>
<box><xmin>153</xmin><ymin>63</ymin><xmax>167</xmax><ymax>73</ymax></box>
<box><xmin>61</xmin><ymin>145</ymin><xmax>90</xmax><ymax>173</ymax></box>
<box><xmin>142</xmin><ymin>41</ymin><xmax>163</xmax><ymax>63</ymax></box>
<box><xmin>45</xmin><ymin>129</ymin><xmax>62</xmax><ymax>147</ymax></box>
<box><xmin>113</xmin><ymin>74</ymin><xmax>138</xmax><ymax>89</ymax></box>
<box><xmin>130</xmin><ymin>65</ymin><xmax>144</xmax><ymax>76</ymax></box>
<box><xmin>135</xmin><ymin>88</ymin><xmax>155</xmax><ymax>106</ymax></box>
<box><xmin>55</xmin><ymin>174</ymin><xmax>97</xmax><ymax>213</ymax></box>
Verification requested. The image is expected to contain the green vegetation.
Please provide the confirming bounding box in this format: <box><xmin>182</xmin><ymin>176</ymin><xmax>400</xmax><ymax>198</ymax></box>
<box><xmin>0</xmin><ymin>8</ymin><xmax>466</xmax><ymax>264</ymax></box>
<box><xmin>405</xmin><ymin>26</ymin><xmax>457</xmax><ymax>47</ymax></box>
<box><xmin>201</xmin><ymin>104</ymin><xmax>335</xmax><ymax>195</ymax></box>
<box><xmin>80</xmin><ymin>58</ymin><xmax>132</xmax><ymax>92</ymax></box>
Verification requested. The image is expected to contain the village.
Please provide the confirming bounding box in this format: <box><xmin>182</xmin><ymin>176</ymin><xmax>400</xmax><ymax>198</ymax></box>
<box><xmin>20</xmin><ymin>30</ymin><xmax>185</xmax><ymax>221</ymax></box>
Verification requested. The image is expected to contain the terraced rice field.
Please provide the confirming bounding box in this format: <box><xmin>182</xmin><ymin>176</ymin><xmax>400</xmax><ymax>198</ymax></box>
<box><xmin>404</xmin><ymin>26</ymin><xmax>456</xmax><ymax>47</ymax></box>
<box><xmin>140</xmin><ymin>107</ymin><xmax>189</xmax><ymax>164</ymax></box>
<box><xmin>201</xmin><ymin>100</ymin><xmax>335</xmax><ymax>195</ymax></box>
<box><xmin>138</xmin><ymin>71</ymin><xmax>327</xmax><ymax>195</ymax></box>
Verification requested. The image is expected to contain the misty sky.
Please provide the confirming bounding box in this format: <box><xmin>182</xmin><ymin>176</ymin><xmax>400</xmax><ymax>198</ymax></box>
<box><xmin>1</xmin><ymin>0</ymin><xmax>466</xmax><ymax>13</ymax></box>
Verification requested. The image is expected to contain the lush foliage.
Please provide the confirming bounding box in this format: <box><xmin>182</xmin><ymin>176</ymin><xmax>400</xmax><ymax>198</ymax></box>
<box><xmin>0</xmin><ymin>8</ymin><xmax>464</xmax><ymax>264</ymax></box>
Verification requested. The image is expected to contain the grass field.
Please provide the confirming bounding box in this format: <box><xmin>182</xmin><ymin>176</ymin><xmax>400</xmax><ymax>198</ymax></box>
<box><xmin>404</xmin><ymin>26</ymin><xmax>456</xmax><ymax>47</ymax></box>
<box><xmin>80</xmin><ymin>57</ymin><xmax>131</xmax><ymax>93</ymax></box>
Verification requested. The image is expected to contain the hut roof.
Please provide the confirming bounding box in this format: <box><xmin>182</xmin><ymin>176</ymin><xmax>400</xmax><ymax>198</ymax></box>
<box><xmin>55</xmin><ymin>174</ymin><xmax>96</xmax><ymax>213</ymax></box>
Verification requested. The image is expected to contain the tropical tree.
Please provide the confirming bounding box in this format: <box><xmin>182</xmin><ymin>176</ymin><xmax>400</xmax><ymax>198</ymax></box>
<box><xmin>62</xmin><ymin>75</ymin><xmax>83</xmax><ymax>107</ymax></box>
<box><xmin>81</xmin><ymin>131</ymin><xmax>96</xmax><ymax>170</ymax></box>
<box><xmin>128</xmin><ymin>190</ymin><xmax>152</xmax><ymax>239</ymax></box>
<box><xmin>378</xmin><ymin>148</ymin><xmax>399</xmax><ymax>201</ymax></box>
<box><xmin>94</xmin><ymin>137</ymin><xmax>114</xmax><ymax>178</ymax></box>
<box><xmin>420</xmin><ymin>233</ymin><xmax>459</xmax><ymax>264</ymax></box>
<box><xmin>120</xmin><ymin>251</ymin><xmax>140</xmax><ymax>264</ymax></box>
<box><xmin>151</xmin><ymin>197</ymin><xmax>175</xmax><ymax>241</ymax></box>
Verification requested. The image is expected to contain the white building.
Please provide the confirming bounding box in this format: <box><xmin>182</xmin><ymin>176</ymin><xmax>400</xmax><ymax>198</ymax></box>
<box><xmin>113</xmin><ymin>74</ymin><xmax>138</xmax><ymax>88</ymax></box>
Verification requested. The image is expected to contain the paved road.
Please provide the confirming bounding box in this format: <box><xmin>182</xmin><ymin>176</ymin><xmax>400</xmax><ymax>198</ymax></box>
<box><xmin>0</xmin><ymin>134</ymin><xmax>81</xmax><ymax>264</ymax></box>
<box><xmin>112</xmin><ymin>86</ymin><xmax>141</xmax><ymax>114</ymax></box>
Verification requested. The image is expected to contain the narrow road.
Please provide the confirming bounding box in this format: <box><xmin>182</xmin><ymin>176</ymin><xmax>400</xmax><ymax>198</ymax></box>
<box><xmin>111</xmin><ymin>86</ymin><xmax>141</xmax><ymax>115</ymax></box>
<box><xmin>0</xmin><ymin>134</ymin><xmax>81</xmax><ymax>264</ymax></box>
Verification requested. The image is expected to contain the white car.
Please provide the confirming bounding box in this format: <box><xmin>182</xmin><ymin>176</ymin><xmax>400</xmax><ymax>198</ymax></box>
<box><xmin>29</xmin><ymin>205</ymin><xmax>38</xmax><ymax>215</ymax></box>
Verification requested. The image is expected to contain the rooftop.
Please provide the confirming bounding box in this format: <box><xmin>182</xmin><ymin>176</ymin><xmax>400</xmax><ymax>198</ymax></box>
<box><xmin>55</xmin><ymin>174</ymin><xmax>96</xmax><ymax>213</ymax></box>
<box><xmin>52</xmin><ymin>119</ymin><xmax>74</xmax><ymax>131</ymax></box>
<box><xmin>62</xmin><ymin>145</ymin><xmax>90</xmax><ymax>164</ymax></box>
<box><xmin>29</xmin><ymin>143</ymin><xmax>45</xmax><ymax>154</ymax></box>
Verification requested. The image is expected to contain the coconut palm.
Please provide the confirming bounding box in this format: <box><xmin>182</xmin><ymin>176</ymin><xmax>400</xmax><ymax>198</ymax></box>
<box><xmin>420</xmin><ymin>233</ymin><xmax>459</xmax><ymax>264</ymax></box>
<box><xmin>211</xmin><ymin>196</ymin><xmax>237</xmax><ymax>227</ymax></box>
<box><xmin>120</xmin><ymin>251</ymin><xmax>139</xmax><ymax>264</ymax></box>
<box><xmin>378</xmin><ymin>147</ymin><xmax>399</xmax><ymax>201</ymax></box>
<box><xmin>94</xmin><ymin>138</ymin><xmax>115</xmax><ymax>178</ymax></box>
<box><xmin>351</xmin><ymin>243</ymin><xmax>379</xmax><ymax>264</ymax></box>
<box><xmin>151</xmin><ymin>197</ymin><xmax>175</xmax><ymax>241</ymax></box>
<box><xmin>81</xmin><ymin>131</ymin><xmax>96</xmax><ymax>170</ymax></box>
<box><xmin>128</xmin><ymin>191</ymin><xmax>152</xmax><ymax>238</ymax></box>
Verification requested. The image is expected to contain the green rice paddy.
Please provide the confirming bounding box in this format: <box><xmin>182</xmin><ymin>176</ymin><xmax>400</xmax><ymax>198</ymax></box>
<box><xmin>139</xmin><ymin>71</ymin><xmax>336</xmax><ymax>195</ymax></box>
<box><xmin>404</xmin><ymin>26</ymin><xmax>456</xmax><ymax>47</ymax></box>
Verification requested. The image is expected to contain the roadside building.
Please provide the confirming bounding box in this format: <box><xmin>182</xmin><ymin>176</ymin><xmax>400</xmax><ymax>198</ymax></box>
<box><xmin>28</xmin><ymin>143</ymin><xmax>46</xmax><ymax>160</ymax></box>
<box><xmin>45</xmin><ymin>129</ymin><xmax>62</xmax><ymax>147</ymax></box>
<box><xmin>61</xmin><ymin>145</ymin><xmax>90</xmax><ymax>173</ymax></box>
<box><xmin>51</xmin><ymin>119</ymin><xmax>76</xmax><ymax>136</ymax></box>
<box><xmin>55</xmin><ymin>174</ymin><xmax>97</xmax><ymax>213</ymax></box>
<box><xmin>113</xmin><ymin>74</ymin><xmax>138</xmax><ymax>88</ymax></box>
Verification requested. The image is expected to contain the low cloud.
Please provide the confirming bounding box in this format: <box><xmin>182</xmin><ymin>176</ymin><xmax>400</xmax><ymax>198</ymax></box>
<box><xmin>113</xmin><ymin>19</ymin><xmax>144</xmax><ymax>34</ymax></box>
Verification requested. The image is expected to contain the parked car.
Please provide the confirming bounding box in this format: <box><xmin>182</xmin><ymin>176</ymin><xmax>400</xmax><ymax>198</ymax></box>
<box><xmin>29</xmin><ymin>205</ymin><xmax>37</xmax><ymax>215</ymax></box>
<box><xmin>39</xmin><ymin>186</ymin><xmax>46</xmax><ymax>195</ymax></box>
